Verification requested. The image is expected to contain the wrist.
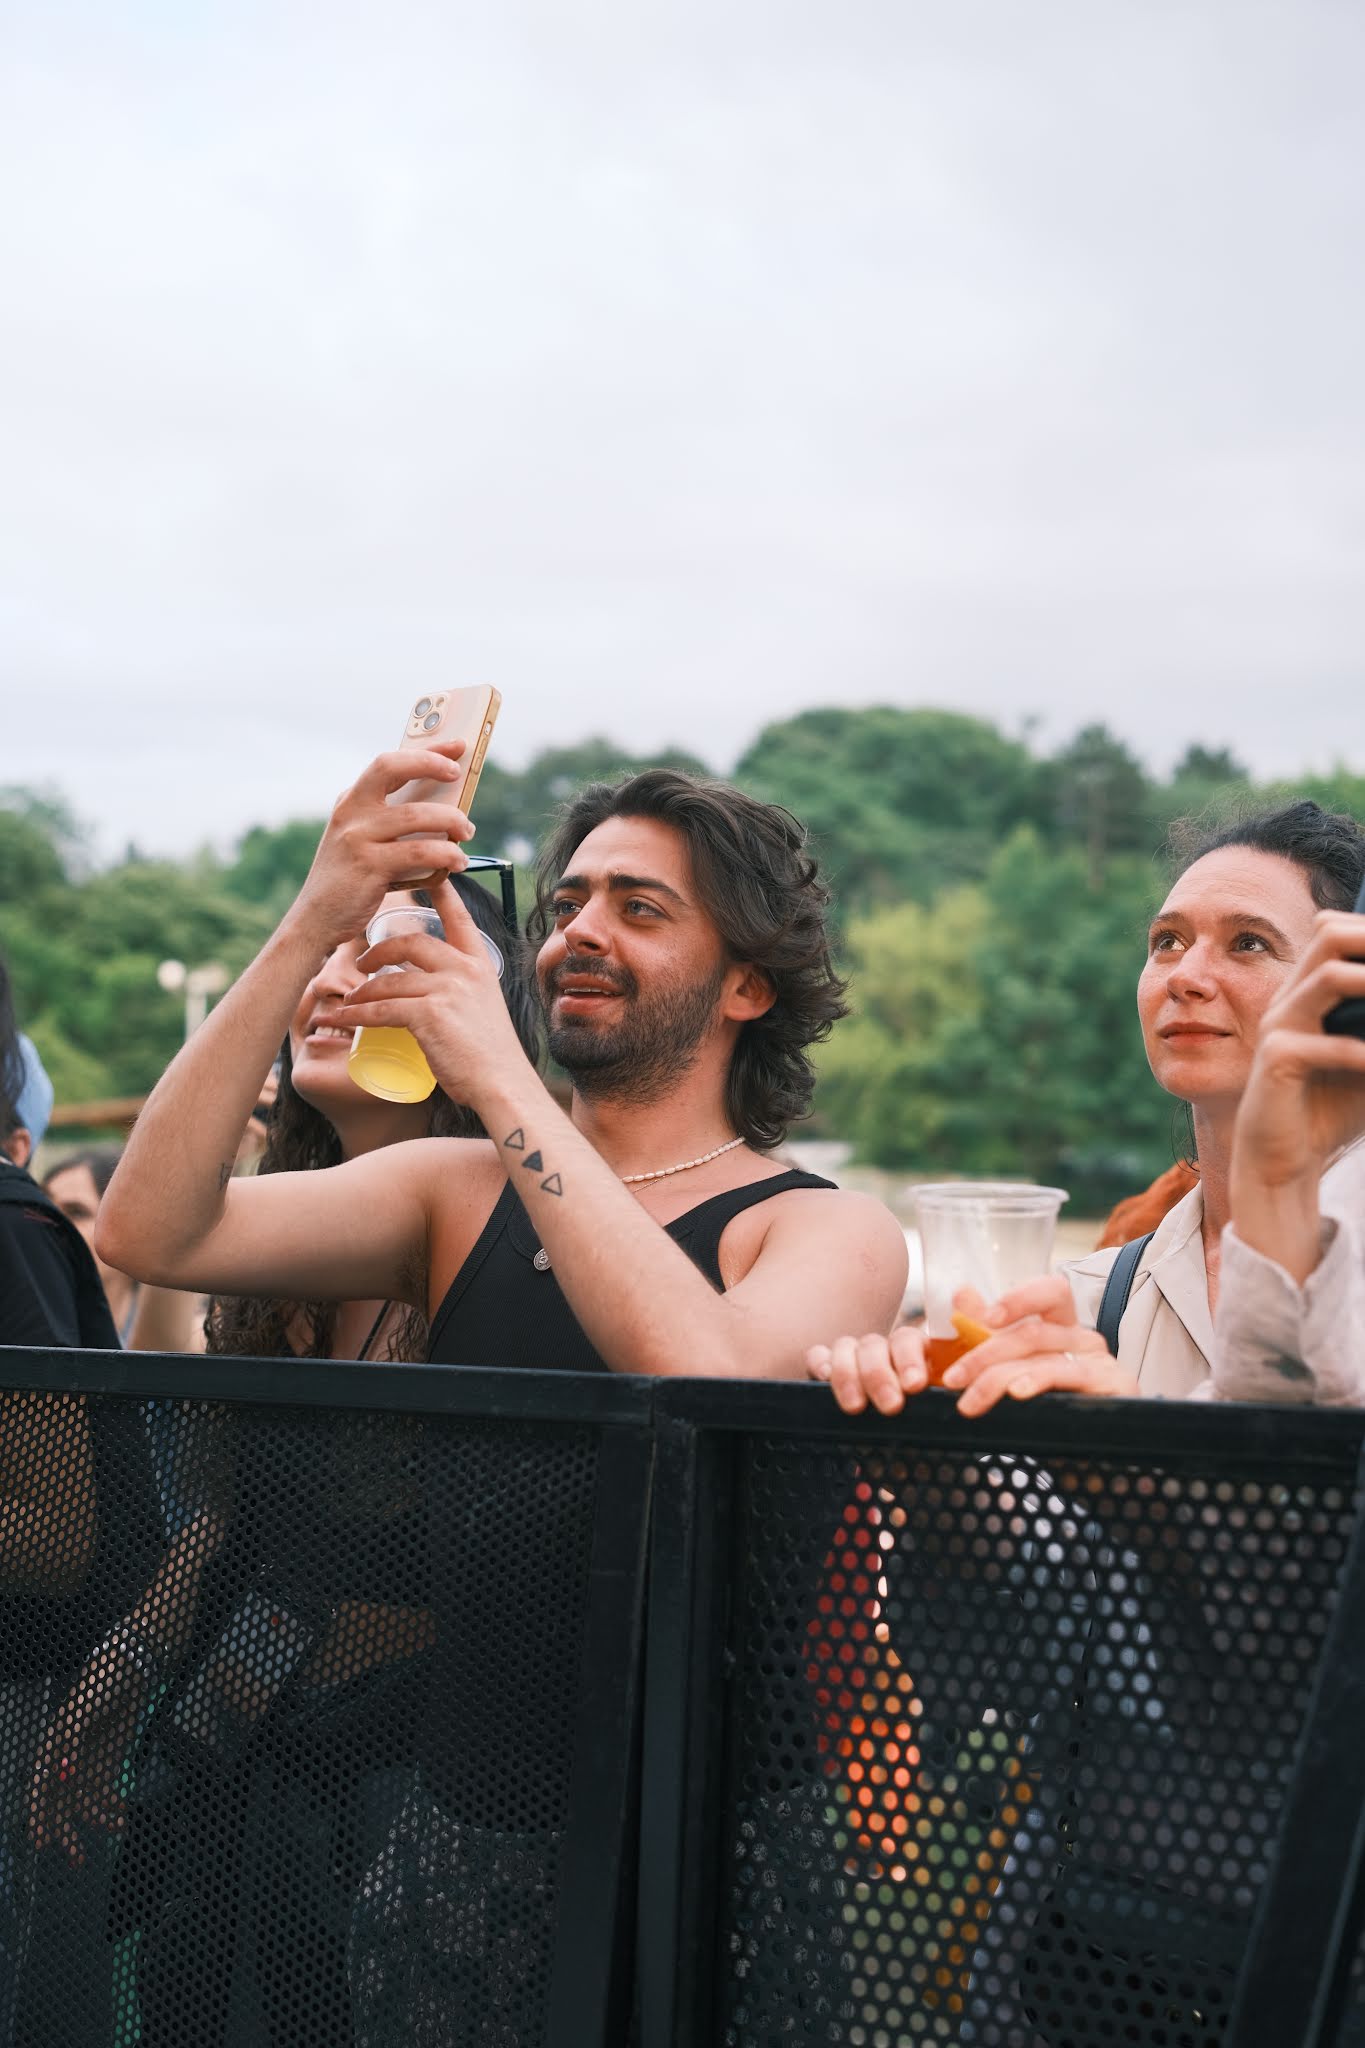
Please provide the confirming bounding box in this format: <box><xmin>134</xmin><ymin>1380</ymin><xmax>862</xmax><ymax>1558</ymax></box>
<box><xmin>1229</xmin><ymin>1167</ymin><xmax>1324</xmax><ymax>1286</ymax></box>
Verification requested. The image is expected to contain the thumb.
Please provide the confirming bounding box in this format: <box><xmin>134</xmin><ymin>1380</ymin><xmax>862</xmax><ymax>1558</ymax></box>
<box><xmin>428</xmin><ymin>877</ymin><xmax>486</xmax><ymax>960</ymax></box>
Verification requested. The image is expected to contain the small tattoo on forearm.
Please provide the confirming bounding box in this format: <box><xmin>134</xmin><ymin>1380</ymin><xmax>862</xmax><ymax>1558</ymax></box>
<box><xmin>500</xmin><ymin>1129</ymin><xmax>562</xmax><ymax>1195</ymax></box>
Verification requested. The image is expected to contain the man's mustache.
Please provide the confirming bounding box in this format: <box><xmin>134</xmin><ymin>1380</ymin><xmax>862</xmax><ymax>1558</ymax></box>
<box><xmin>543</xmin><ymin>954</ymin><xmax>637</xmax><ymax>999</ymax></box>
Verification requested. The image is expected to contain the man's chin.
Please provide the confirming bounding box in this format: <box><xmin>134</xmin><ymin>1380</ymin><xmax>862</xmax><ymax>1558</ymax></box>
<box><xmin>546</xmin><ymin>1022</ymin><xmax>627</xmax><ymax>1075</ymax></box>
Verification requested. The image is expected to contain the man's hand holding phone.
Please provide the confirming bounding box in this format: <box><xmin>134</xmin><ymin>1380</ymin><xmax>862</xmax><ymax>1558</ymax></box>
<box><xmin>286</xmin><ymin>745</ymin><xmax>476</xmax><ymax>953</ymax></box>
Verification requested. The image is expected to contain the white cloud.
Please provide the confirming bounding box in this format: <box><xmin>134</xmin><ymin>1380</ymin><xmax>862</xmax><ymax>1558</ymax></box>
<box><xmin>3</xmin><ymin>0</ymin><xmax>1362</xmax><ymax>855</ymax></box>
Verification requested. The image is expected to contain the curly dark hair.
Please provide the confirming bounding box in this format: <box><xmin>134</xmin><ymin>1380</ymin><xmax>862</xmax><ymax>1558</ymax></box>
<box><xmin>1171</xmin><ymin>798</ymin><xmax>1365</xmax><ymax>911</ymax></box>
<box><xmin>208</xmin><ymin>876</ymin><xmax>542</xmax><ymax>1364</ymax></box>
<box><xmin>527</xmin><ymin>769</ymin><xmax>848</xmax><ymax>1149</ymax></box>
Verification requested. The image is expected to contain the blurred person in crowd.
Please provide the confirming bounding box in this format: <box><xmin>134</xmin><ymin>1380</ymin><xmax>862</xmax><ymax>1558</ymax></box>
<box><xmin>33</xmin><ymin>876</ymin><xmax>543</xmax><ymax>2045</ymax></box>
<box><xmin>0</xmin><ymin>959</ymin><xmax>162</xmax><ymax>2044</ymax></box>
<box><xmin>43</xmin><ymin>1151</ymin><xmax>139</xmax><ymax>1344</ymax></box>
<box><xmin>97</xmin><ymin>748</ymin><xmax>906</xmax><ymax>1376</ymax></box>
<box><xmin>0</xmin><ymin>1037</ymin><xmax>52</xmax><ymax>1175</ymax></box>
<box><xmin>1209</xmin><ymin>896</ymin><xmax>1365</xmax><ymax>1401</ymax></box>
<box><xmin>811</xmin><ymin>799</ymin><xmax>1365</xmax><ymax>1415</ymax></box>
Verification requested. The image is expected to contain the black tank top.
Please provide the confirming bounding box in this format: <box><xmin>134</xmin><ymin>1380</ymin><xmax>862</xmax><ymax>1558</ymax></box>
<box><xmin>427</xmin><ymin>1168</ymin><xmax>837</xmax><ymax>1372</ymax></box>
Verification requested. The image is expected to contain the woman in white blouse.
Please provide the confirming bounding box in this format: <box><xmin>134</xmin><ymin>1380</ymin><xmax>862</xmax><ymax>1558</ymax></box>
<box><xmin>811</xmin><ymin>800</ymin><xmax>1365</xmax><ymax>1415</ymax></box>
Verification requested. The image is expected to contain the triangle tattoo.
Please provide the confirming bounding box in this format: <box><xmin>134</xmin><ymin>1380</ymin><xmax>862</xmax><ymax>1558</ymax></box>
<box><xmin>522</xmin><ymin>1150</ymin><xmax>544</xmax><ymax>1173</ymax></box>
<box><xmin>504</xmin><ymin>1129</ymin><xmax>525</xmax><ymax>1151</ymax></box>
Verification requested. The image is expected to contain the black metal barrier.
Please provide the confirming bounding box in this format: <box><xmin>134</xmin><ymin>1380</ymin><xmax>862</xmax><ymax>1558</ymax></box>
<box><xmin>0</xmin><ymin>1350</ymin><xmax>1362</xmax><ymax>2048</ymax></box>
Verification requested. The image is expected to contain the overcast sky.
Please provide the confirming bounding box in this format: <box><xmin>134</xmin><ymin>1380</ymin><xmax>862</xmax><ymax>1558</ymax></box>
<box><xmin>3</xmin><ymin>0</ymin><xmax>1362</xmax><ymax>860</ymax></box>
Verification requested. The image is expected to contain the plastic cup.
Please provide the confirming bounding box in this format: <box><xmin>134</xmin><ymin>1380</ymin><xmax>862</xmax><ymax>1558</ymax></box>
<box><xmin>347</xmin><ymin>906</ymin><xmax>504</xmax><ymax>1104</ymax></box>
<box><xmin>913</xmin><ymin>1181</ymin><xmax>1068</xmax><ymax>1384</ymax></box>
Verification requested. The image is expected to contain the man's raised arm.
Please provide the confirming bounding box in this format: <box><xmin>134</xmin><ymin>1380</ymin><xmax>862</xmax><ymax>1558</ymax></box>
<box><xmin>97</xmin><ymin>746</ymin><xmax>474</xmax><ymax>1303</ymax></box>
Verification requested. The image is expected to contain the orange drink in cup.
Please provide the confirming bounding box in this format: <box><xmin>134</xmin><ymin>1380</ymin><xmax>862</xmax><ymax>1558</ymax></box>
<box><xmin>913</xmin><ymin>1183</ymin><xmax>1068</xmax><ymax>1386</ymax></box>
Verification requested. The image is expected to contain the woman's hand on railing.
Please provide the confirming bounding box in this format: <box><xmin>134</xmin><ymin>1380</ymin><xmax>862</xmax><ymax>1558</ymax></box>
<box><xmin>30</xmin><ymin>1635</ymin><xmax>159</xmax><ymax>1863</ymax></box>
<box><xmin>808</xmin><ymin>1276</ymin><xmax>1138</xmax><ymax>1416</ymax></box>
<box><xmin>935</xmin><ymin>1277</ymin><xmax>1138</xmax><ymax>1414</ymax></box>
<box><xmin>806</xmin><ymin>1326</ymin><xmax>930</xmax><ymax>1414</ymax></box>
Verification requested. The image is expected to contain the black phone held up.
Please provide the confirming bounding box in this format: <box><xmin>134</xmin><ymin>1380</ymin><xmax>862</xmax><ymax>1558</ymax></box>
<box><xmin>1322</xmin><ymin>874</ymin><xmax>1365</xmax><ymax>1040</ymax></box>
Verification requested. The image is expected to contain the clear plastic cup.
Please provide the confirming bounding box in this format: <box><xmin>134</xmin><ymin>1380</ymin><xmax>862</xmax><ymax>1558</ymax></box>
<box><xmin>347</xmin><ymin>906</ymin><xmax>504</xmax><ymax>1104</ymax></box>
<box><xmin>913</xmin><ymin>1181</ymin><xmax>1068</xmax><ymax>1384</ymax></box>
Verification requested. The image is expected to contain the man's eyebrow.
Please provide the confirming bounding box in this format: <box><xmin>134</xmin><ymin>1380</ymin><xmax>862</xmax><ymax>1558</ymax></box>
<box><xmin>554</xmin><ymin>870</ymin><xmax>690</xmax><ymax>907</ymax></box>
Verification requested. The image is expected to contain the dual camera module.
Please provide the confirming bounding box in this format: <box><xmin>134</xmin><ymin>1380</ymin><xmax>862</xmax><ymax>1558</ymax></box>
<box><xmin>410</xmin><ymin>694</ymin><xmax>448</xmax><ymax>735</ymax></box>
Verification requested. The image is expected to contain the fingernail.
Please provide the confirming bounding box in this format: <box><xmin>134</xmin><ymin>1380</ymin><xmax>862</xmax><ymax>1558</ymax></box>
<box><xmin>942</xmin><ymin>1365</ymin><xmax>964</xmax><ymax>1388</ymax></box>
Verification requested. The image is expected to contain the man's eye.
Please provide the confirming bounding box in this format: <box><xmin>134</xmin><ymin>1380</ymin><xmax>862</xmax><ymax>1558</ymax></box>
<box><xmin>1233</xmin><ymin>932</ymin><xmax>1269</xmax><ymax>953</ymax></box>
<box><xmin>1150</xmin><ymin>931</ymin><xmax>1180</xmax><ymax>953</ymax></box>
<box><xmin>625</xmin><ymin>898</ymin><xmax>660</xmax><ymax>917</ymax></box>
<box><xmin>551</xmin><ymin>899</ymin><xmax>579</xmax><ymax>920</ymax></box>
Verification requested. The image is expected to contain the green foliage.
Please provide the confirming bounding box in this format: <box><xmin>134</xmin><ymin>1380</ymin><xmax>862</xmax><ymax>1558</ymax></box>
<box><xmin>224</xmin><ymin>820</ymin><xmax>327</xmax><ymax>909</ymax></box>
<box><xmin>2</xmin><ymin>709</ymin><xmax>1361</xmax><ymax>1200</ymax></box>
<box><xmin>736</xmin><ymin>707</ymin><xmax>1041</xmax><ymax>910</ymax></box>
<box><xmin>816</xmin><ymin>832</ymin><xmax>1173</xmax><ymax>1196</ymax></box>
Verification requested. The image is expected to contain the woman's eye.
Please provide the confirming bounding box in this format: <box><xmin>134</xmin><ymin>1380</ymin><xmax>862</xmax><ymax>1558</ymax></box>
<box><xmin>1150</xmin><ymin>931</ymin><xmax>1181</xmax><ymax>954</ymax></box>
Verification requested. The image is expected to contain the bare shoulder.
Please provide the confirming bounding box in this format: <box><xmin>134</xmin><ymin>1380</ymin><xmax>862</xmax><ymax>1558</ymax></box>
<box><xmin>722</xmin><ymin>1183</ymin><xmax>907</xmax><ymax>1284</ymax></box>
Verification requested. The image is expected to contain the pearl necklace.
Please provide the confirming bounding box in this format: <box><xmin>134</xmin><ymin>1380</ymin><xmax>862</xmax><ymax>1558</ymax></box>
<box><xmin>620</xmin><ymin>1135</ymin><xmax>745</xmax><ymax>1184</ymax></box>
<box><xmin>531</xmin><ymin>1135</ymin><xmax>746</xmax><ymax>1271</ymax></box>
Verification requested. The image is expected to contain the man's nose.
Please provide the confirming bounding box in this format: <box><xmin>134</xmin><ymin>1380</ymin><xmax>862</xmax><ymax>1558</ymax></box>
<box><xmin>563</xmin><ymin>900</ymin><xmax>610</xmax><ymax>952</ymax></box>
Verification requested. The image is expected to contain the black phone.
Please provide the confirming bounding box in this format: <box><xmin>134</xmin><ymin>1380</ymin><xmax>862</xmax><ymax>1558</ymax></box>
<box><xmin>1322</xmin><ymin>874</ymin><xmax>1365</xmax><ymax>1040</ymax></box>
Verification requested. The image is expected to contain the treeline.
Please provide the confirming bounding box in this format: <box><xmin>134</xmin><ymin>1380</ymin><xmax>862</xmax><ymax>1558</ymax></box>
<box><xmin>4</xmin><ymin>710</ymin><xmax>1362</xmax><ymax>1198</ymax></box>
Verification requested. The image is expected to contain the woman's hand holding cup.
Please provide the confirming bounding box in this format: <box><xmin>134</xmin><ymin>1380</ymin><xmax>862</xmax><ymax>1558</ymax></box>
<box><xmin>807</xmin><ymin>1276</ymin><xmax>1138</xmax><ymax>1417</ymax></box>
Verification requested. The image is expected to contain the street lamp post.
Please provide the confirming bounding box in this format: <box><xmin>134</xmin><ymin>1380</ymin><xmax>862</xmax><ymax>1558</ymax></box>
<box><xmin>157</xmin><ymin>959</ymin><xmax>230</xmax><ymax>1041</ymax></box>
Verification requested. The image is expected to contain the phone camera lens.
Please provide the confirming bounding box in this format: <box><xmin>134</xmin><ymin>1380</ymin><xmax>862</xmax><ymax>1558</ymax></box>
<box><xmin>415</xmin><ymin>697</ymin><xmax>432</xmax><ymax>716</ymax></box>
<box><xmin>423</xmin><ymin>711</ymin><xmax>441</xmax><ymax>731</ymax></box>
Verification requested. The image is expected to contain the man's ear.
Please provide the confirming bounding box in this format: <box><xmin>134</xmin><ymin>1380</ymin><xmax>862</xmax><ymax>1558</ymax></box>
<box><xmin>724</xmin><ymin>965</ymin><xmax>776</xmax><ymax>1023</ymax></box>
<box><xmin>2</xmin><ymin>1127</ymin><xmax>33</xmax><ymax>1170</ymax></box>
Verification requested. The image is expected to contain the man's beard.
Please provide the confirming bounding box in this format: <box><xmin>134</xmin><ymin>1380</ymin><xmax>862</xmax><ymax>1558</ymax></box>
<box><xmin>541</xmin><ymin>955</ymin><xmax>728</xmax><ymax>1107</ymax></box>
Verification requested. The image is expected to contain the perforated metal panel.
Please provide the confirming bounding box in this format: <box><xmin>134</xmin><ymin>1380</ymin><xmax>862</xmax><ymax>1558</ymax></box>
<box><xmin>0</xmin><ymin>1360</ymin><xmax>649</xmax><ymax>2048</ymax></box>
<box><xmin>711</xmin><ymin>1433</ymin><xmax>1359</xmax><ymax>2048</ymax></box>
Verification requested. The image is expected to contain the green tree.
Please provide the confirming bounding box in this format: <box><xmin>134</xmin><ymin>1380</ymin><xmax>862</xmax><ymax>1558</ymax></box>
<box><xmin>224</xmin><ymin>819</ymin><xmax>327</xmax><ymax>908</ymax></box>
<box><xmin>736</xmin><ymin>707</ymin><xmax>1042</xmax><ymax>916</ymax></box>
<box><xmin>817</xmin><ymin>831</ymin><xmax>1173</xmax><ymax>1201</ymax></box>
<box><xmin>1045</xmin><ymin>726</ymin><xmax>1153</xmax><ymax>885</ymax></box>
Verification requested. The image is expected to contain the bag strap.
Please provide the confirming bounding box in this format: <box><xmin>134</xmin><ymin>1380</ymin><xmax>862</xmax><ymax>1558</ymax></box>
<box><xmin>1095</xmin><ymin>1231</ymin><xmax>1154</xmax><ymax>1358</ymax></box>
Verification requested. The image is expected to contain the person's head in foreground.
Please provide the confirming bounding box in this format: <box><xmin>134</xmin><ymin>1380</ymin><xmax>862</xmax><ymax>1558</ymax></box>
<box><xmin>813</xmin><ymin>798</ymin><xmax>1365</xmax><ymax>1417</ymax></box>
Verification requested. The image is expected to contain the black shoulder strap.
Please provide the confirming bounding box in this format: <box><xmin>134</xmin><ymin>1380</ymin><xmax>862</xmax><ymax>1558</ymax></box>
<box><xmin>1095</xmin><ymin>1231</ymin><xmax>1155</xmax><ymax>1358</ymax></box>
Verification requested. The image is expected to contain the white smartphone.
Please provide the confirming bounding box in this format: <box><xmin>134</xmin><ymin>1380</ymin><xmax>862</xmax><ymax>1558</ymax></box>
<box><xmin>389</xmin><ymin>686</ymin><xmax>502</xmax><ymax>885</ymax></box>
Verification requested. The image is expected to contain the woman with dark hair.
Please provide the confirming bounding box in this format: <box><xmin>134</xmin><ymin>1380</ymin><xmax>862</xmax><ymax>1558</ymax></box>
<box><xmin>210</xmin><ymin>873</ymin><xmax>541</xmax><ymax>1366</ymax></box>
<box><xmin>33</xmin><ymin>875</ymin><xmax>542</xmax><ymax>2045</ymax></box>
<box><xmin>815</xmin><ymin>798</ymin><xmax>1365</xmax><ymax>1413</ymax></box>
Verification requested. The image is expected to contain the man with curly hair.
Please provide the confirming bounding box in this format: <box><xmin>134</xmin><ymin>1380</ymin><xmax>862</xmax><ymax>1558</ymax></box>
<box><xmin>100</xmin><ymin>750</ymin><xmax>906</xmax><ymax>1375</ymax></box>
